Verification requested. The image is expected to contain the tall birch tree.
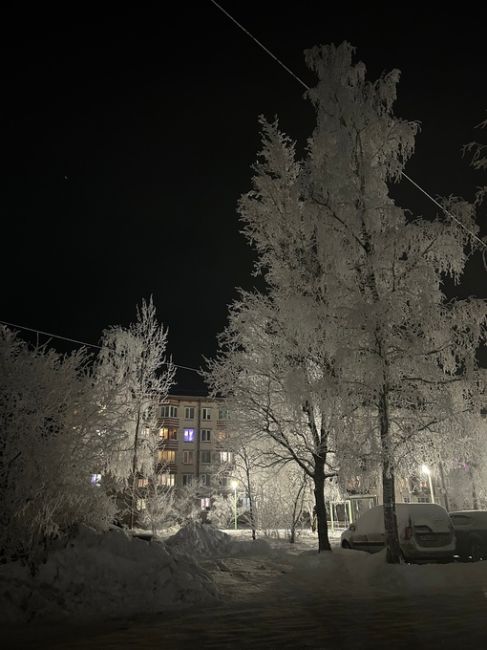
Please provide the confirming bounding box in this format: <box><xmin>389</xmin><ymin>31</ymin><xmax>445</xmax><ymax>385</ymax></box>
<box><xmin>211</xmin><ymin>42</ymin><xmax>486</xmax><ymax>561</ymax></box>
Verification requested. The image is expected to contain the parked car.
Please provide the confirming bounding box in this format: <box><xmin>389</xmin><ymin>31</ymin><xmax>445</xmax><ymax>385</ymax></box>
<box><xmin>449</xmin><ymin>510</ymin><xmax>487</xmax><ymax>562</ymax></box>
<box><xmin>340</xmin><ymin>503</ymin><xmax>456</xmax><ymax>563</ymax></box>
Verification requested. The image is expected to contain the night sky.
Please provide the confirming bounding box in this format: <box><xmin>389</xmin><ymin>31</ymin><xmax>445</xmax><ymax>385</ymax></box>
<box><xmin>3</xmin><ymin>3</ymin><xmax>486</xmax><ymax>391</ymax></box>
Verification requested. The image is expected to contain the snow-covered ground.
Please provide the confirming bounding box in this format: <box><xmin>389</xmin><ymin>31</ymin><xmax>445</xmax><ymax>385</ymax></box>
<box><xmin>3</xmin><ymin>524</ymin><xmax>487</xmax><ymax>648</ymax></box>
<box><xmin>0</xmin><ymin>524</ymin><xmax>219</xmax><ymax>625</ymax></box>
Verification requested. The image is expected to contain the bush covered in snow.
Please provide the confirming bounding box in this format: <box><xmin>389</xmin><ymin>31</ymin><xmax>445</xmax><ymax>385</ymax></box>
<box><xmin>0</xmin><ymin>328</ymin><xmax>117</xmax><ymax>566</ymax></box>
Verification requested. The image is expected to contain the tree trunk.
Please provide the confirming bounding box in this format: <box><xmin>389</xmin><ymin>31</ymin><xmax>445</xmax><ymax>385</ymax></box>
<box><xmin>130</xmin><ymin>404</ymin><xmax>142</xmax><ymax>530</ymax></box>
<box><xmin>438</xmin><ymin>461</ymin><xmax>450</xmax><ymax>511</ymax></box>
<box><xmin>244</xmin><ymin>464</ymin><xmax>257</xmax><ymax>540</ymax></box>
<box><xmin>379</xmin><ymin>393</ymin><xmax>401</xmax><ymax>564</ymax></box>
<box><xmin>314</xmin><ymin>456</ymin><xmax>331</xmax><ymax>552</ymax></box>
<box><xmin>382</xmin><ymin>463</ymin><xmax>401</xmax><ymax>563</ymax></box>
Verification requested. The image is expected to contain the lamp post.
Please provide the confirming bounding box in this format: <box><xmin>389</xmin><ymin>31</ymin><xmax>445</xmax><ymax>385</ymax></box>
<box><xmin>231</xmin><ymin>480</ymin><xmax>238</xmax><ymax>530</ymax></box>
<box><xmin>421</xmin><ymin>464</ymin><xmax>435</xmax><ymax>504</ymax></box>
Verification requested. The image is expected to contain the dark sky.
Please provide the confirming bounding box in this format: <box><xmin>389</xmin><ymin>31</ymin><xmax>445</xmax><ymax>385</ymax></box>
<box><xmin>3</xmin><ymin>3</ymin><xmax>486</xmax><ymax>390</ymax></box>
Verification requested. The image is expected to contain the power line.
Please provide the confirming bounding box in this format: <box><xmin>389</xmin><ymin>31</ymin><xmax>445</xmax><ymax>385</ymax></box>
<box><xmin>400</xmin><ymin>172</ymin><xmax>486</xmax><ymax>249</ymax></box>
<box><xmin>0</xmin><ymin>320</ymin><xmax>104</xmax><ymax>350</ymax></box>
<box><xmin>209</xmin><ymin>0</ymin><xmax>309</xmax><ymax>92</ymax></box>
<box><xmin>209</xmin><ymin>0</ymin><xmax>487</xmax><ymax>252</ymax></box>
<box><xmin>0</xmin><ymin>319</ymin><xmax>201</xmax><ymax>374</ymax></box>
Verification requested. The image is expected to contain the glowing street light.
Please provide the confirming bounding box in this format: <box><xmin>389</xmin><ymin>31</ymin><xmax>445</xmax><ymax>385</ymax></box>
<box><xmin>421</xmin><ymin>464</ymin><xmax>435</xmax><ymax>504</ymax></box>
<box><xmin>231</xmin><ymin>480</ymin><xmax>238</xmax><ymax>530</ymax></box>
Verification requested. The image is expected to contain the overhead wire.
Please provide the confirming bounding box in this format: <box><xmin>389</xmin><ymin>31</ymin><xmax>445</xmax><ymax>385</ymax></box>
<box><xmin>209</xmin><ymin>0</ymin><xmax>487</xmax><ymax>252</ymax></box>
<box><xmin>0</xmin><ymin>319</ymin><xmax>201</xmax><ymax>374</ymax></box>
<box><xmin>3</xmin><ymin>7</ymin><xmax>484</xmax><ymax>368</ymax></box>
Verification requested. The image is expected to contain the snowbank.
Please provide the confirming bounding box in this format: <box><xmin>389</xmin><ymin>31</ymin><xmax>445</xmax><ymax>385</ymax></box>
<box><xmin>165</xmin><ymin>522</ymin><xmax>272</xmax><ymax>558</ymax></box>
<box><xmin>283</xmin><ymin>547</ymin><xmax>487</xmax><ymax>601</ymax></box>
<box><xmin>165</xmin><ymin>521</ymin><xmax>233</xmax><ymax>556</ymax></box>
<box><xmin>0</xmin><ymin>525</ymin><xmax>219</xmax><ymax>625</ymax></box>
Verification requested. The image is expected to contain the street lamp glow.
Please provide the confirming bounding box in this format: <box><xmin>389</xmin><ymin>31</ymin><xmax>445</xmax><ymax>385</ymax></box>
<box><xmin>421</xmin><ymin>464</ymin><xmax>435</xmax><ymax>504</ymax></box>
<box><xmin>231</xmin><ymin>480</ymin><xmax>238</xmax><ymax>490</ymax></box>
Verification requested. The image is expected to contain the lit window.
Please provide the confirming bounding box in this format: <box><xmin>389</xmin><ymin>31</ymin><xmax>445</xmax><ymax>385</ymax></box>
<box><xmin>137</xmin><ymin>477</ymin><xmax>149</xmax><ymax>488</ymax></box>
<box><xmin>183</xmin><ymin>450</ymin><xmax>194</xmax><ymax>465</ymax></box>
<box><xmin>158</xmin><ymin>473</ymin><xmax>175</xmax><ymax>487</ymax></box>
<box><xmin>201</xmin><ymin>429</ymin><xmax>211</xmax><ymax>442</ymax></box>
<box><xmin>162</xmin><ymin>405</ymin><xmax>178</xmax><ymax>418</ymax></box>
<box><xmin>90</xmin><ymin>473</ymin><xmax>101</xmax><ymax>486</ymax></box>
<box><xmin>182</xmin><ymin>473</ymin><xmax>193</xmax><ymax>486</ymax></box>
<box><xmin>219</xmin><ymin>451</ymin><xmax>232</xmax><ymax>463</ymax></box>
<box><xmin>136</xmin><ymin>498</ymin><xmax>147</xmax><ymax>510</ymax></box>
<box><xmin>202</xmin><ymin>408</ymin><xmax>211</xmax><ymax>420</ymax></box>
<box><xmin>159</xmin><ymin>427</ymin><xmax>177</xmax><ymax>440</ymax></box>
<box><xmin>185</xmin><ymin>406</ymin><xmax>195</xmax><ymax>419</ymax></box>
<box><xmin>201</xmin><ymin>497</ymin><xmax>211</xmax><ymax>509</ymax></box>
<box><xmin>183</xmin><ymin>428</ymin><xmax>195</xmax><ymax>442</ymax></box>
<box><xmin>159</xmin><ymin>449</ymin><xmax>176</xmax><ymax>463</ymax></box>
<box><xmin>201</xmin><ymin>450</ymin><xmax>211</xmax><ymax>464</ymax></box>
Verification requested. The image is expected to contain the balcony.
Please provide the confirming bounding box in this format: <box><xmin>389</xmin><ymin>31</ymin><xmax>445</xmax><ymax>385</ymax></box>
<box><xmin>156</xmin><ymin>461</ymin><xmax>177</xmax><ymax>473</ymax></box>
<box><xmin>160</xmin><ymin>417</ymin><xmax>179</xmax><ymax>428</ymax></box>
<box><xmin>158</xmin><ymin>438</ymin><xmax>178</xmax><ymax>449</ymax></box>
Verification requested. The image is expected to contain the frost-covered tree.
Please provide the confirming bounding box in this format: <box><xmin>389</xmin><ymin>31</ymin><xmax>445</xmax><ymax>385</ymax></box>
<box><xmin>218</xmin><ymin>388</ymin><xmax>321</xmax><ymax>543</ymax></box>
<box><xmin>254</xmin><ymin>464</ymin><xmax>312</xmax><ymax>543</ymax></box>
<box><xmin>231</xmin><ymin>440</ymin><xmax>261</xmax><ymax>541</ymax></box>
<box><xmin>211</xmin><ymin>42</ymin><xmax>486</xmax><ymax>562</ymax></box>
<box><xmin>0</xmin><ymin>327</ymin><xmax>116</xmax><ymax>566</ymax></box>
<box><xmin>215</xmin><ymin>420</ymin><xmax>269</xmax><ymax>540</ymax></box>
<box><xmin>208</xmin><ymin>293</ymin><xmax>343</xmax><ymax>552</ymax></box>
<box><xmin>140</xmin><ymin>471</ymin><xmax>177</xmax><ymax>537</ymax></box>
<box><xmin>96</xmin><ymin>297</ymin><xmax>175</xmax><ymax>528</ymax></box>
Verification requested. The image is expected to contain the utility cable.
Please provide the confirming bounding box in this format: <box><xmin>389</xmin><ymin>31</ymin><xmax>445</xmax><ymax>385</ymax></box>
<box><xmin>0</xmin><ymin>319</ymin><xmax>201</xmax><ymax>373</ymax></box>
<box><xmin>209</xmin><ymin>0</ymin><xmax>487</xmax><ymax>252</ymax></box>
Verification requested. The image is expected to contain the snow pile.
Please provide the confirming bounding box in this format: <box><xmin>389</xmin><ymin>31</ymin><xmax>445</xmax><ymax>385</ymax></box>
<box><xmin>0</xmin><ymin>525</ymin><xmax>219</xmax><ymax>625</ymax></box>
<box><xmin>166</xmin><ymin>522</ymin><xmax>273</xmax><ymax>558</ymax></box>
<box><xmin>165</xmin><ymin>522</ymin><xmax>233</xmax><ymax>556</ymax></box>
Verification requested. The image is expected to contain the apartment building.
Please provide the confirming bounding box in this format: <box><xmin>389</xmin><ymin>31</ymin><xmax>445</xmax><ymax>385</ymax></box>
<box><xmin>156</xmin><ymin>392</ymin><xmax>234</xmax><ymax>507</ymax></box>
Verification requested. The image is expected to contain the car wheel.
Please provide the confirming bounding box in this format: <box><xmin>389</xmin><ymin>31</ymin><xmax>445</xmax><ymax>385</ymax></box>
<box><xmin>341</xmin><ymin>540</ymin><xmax>352</xmax><ymax>549</ymax></box>
<box><xmin>469</xmin><ymin>539</ymin><xmax>483</xmax><ymax>562</ymax></box>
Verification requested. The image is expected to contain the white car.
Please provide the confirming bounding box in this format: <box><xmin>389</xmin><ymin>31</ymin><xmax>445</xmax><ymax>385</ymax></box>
<box><xmin>340</xmin><ymin>503</ymin><xmax>456</xmax><ymax>563</ymax></box>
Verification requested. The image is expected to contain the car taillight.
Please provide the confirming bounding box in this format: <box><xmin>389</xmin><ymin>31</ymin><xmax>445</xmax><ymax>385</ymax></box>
<box><xmin>404</xmin><ymin>526</ymin><xmax>413</xmax><ymax>540</ymax></box>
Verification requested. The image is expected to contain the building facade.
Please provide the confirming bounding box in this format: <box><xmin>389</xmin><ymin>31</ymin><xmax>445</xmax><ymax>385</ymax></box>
<box><xmin>156</xmin><ymin>393</ymin><xmax>234</xmax><ymax>507</ymax></box>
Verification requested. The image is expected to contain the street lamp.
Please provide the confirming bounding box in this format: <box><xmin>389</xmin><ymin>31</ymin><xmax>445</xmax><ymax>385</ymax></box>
<box><xmin>421</xmin><ymin>464</ymin><xmax>435</xmax><ymax>504</ymax></box>
<box><xmin>231</xmin><ymin>480</ymin><xmax>238</xmax><ymax>530</ymax></box>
